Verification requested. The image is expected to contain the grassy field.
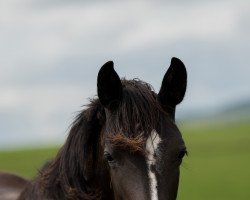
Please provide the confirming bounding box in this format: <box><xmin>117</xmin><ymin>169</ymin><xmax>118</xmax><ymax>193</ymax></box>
<box><xmin>0</xmin><ymin>147</ymin><xmax>58</xmax><ymax>177</ymax></box>
<box><xmin>178</xmin><ymin>121</ymin><xmax>250</xmax><ymax>200</ymax></box>
<box><xmin>0</xmin><ymin>121</ymin><xmax>249</xmax><ymax>199</ymax></box>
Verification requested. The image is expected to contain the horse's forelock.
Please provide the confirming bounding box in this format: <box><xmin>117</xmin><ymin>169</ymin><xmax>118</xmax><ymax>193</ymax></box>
<box><xmin>105</xmin><ymin>79</ymin><xmax>164</xmax><ymax>138</ymax></box>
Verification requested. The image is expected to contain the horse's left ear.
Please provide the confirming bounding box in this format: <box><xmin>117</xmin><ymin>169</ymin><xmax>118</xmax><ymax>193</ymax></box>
<box><xmin>158</xmin><ymin>57</ymin><xmax>187</xmax><ymax>120</ymax></box>
<box><xmin>97</xmin><ymin>61</ymin><xmax>123</xmax><ymax>110</ymax></box>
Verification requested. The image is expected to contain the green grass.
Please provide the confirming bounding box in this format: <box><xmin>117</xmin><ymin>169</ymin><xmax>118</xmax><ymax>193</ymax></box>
<box><xmin>0</xmin><ymin>147</ymin><xmax>58</xmax><ymax>177</ymax></box>
<box><xmin>178</xmin><ymin>122</ymin><xmax>250</xmax><ymax>200</ymax></box>
<box><xmin>0</xmin><ymin>121</ymin><xmax>249</xmax><ymax>199</ymax></box>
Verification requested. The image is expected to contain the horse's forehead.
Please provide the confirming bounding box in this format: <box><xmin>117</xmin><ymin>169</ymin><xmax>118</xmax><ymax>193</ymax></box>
<box><xmin>146</xmin><ymin>130</ymin><xmax>162</xmax><ymax>156</ymax></box>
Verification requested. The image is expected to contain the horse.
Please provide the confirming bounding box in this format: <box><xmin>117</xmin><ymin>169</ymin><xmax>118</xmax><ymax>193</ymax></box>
<box><xmin>0</xmin><ymin>57</ymin><xmax>187</xmax><ymax>200</ymax></box>
<box><xmin>0</xmin><ymin>172</ymin><xmax>28</xmax><ymax>200</ymax></box>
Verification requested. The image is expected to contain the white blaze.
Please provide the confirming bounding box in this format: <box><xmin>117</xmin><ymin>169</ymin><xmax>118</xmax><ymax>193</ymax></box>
<box><xmin>146</xmin><ymin>130</ymin><xmax>161</xmax><ymax>200</ymax></box>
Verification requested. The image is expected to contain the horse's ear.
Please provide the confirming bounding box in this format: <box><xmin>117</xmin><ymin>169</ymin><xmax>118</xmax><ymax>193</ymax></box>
<box><xmin>158</xmin><ymin>57</ymin><xmax>187</xmax><ymax>120</ymax></box>
<box><xmin>97</xmin><ymin>61</ymin><xmax>122</xmax><ymax>110</ymax></box>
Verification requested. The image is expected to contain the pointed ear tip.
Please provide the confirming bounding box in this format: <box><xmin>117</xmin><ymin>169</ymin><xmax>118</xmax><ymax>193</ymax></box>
<box><xmin>104</xmin><ymin>60</ymin><xmax>114</xmax><ymax>67</ymax></box>
<box><xmin>106</xmin><ymin>60</ymin><xmax>114</xmax><ymax>65</ymax></box>
<box><xmin>171</xmin><ymin>57</ymin><xmax>184</xmax><ymax>66</ymax></box>
<box><xmin>98</xmin><ymin>61</ymin><xmax>114</xmax><ymax>74</ymax></box>
<box><xmin>171</xmin><ymin>57</ymin><xmax>187</xmax><ymax>73</ymax></box>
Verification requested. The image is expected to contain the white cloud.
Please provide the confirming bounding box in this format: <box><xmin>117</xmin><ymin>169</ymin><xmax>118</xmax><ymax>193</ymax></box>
<box><xmin>0</xmin><ymin>84</ymin><xmax>94</xmax><ymax>148</ymax></box>
<box><xmin>0</xmin><ymin>0</ymin><xmax>243</xmax><ymax>70</ymax></box>
<box><xmin>0</xmin><ymin>0</ymin><xmax>250</xmax><ymax>148</ymax></box>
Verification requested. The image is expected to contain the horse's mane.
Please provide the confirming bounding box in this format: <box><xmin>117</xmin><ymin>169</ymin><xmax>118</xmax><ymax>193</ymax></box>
<box><xmin>39</xmin><ymin>99</ymin><xmax>105</xmax><ymax>199</ymax></box>
<box><xmin>38</xmin><ymin>79</ymin><xmax>163</xmax><ymax>199</ymax></box>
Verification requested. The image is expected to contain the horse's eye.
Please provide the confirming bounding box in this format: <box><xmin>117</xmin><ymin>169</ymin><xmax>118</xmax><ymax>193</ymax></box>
<box><xmin>178</xmin><ymin>149</ymin><xmax>187</xmax><ymax>159</ymax></box>
<box><xmin>104</xmin><ymin>152</ymin><xmax>114</xmax><ymax>162</ymax></box>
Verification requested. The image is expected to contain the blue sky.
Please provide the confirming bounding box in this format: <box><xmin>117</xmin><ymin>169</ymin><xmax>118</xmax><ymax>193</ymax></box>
<box><xmin>0</xmin><ymin>0</ymin><xmax>250</xmax><ymax>148</ymax></box>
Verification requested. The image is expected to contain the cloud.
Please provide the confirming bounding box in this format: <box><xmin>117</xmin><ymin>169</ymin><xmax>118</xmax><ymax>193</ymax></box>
<box><xmin>0</xmin><ymin>0</ymin><xmax>250</xmax><ymax>148</ymax></box>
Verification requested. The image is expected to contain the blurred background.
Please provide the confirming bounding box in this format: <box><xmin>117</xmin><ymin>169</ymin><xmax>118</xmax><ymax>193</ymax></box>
<box><xmin>0</xmin><ymin>0</ymin><xmax>249</xmax><ymax>199</ymax></box>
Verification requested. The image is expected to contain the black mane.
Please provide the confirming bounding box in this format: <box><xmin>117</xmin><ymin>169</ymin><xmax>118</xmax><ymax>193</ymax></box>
<box><xmin>39</xmin><ymin>99</ymin><xmax>105</xmax><ymax>199</ymax></box>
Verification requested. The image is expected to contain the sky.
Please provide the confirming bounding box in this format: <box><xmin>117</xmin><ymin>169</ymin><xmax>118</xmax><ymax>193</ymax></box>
<box><xmin>0</xmin><ymin>0</ymin><xmax>250</xmax><ymax>148</ymax></box>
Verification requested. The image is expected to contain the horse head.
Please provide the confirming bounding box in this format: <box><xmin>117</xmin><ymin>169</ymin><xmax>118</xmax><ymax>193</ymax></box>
<box><xmin>97</xmin><ymin>58</ymin><xmax>187</xmax><ymax>200</ymax></box>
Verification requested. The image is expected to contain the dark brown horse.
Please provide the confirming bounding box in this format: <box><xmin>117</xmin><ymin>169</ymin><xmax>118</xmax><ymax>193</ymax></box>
<box><xmin>0</xmin><ymin>57</ymin><xmax>187</xmax><ymax>200</ymax></box>
<box><xmin>0</xmin><ymin>172</ymin><xmax>28</xmax><ymax>200</ymax></box>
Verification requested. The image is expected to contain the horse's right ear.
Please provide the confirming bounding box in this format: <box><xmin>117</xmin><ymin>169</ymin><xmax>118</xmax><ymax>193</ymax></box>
<box><xmin>97</xmin><ymin>61</ymin><xmax>123</xmax><ymax>110</ymax></box>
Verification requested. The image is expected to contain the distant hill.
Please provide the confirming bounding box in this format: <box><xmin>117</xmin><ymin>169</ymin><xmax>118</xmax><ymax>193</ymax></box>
<box><xmin>220</xmin><ymin>100</ymin><xmax>250</xmax><ymax>116</ymax></box>
<box><xmin>179</xmin><ymin>99</ymin><xmax>250</xmax><ymax>127</ymax></box>
<box><xmin>215</xmin><ymin>100</ymin><xmax>250</xmax><ymax>123</ymax></box>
